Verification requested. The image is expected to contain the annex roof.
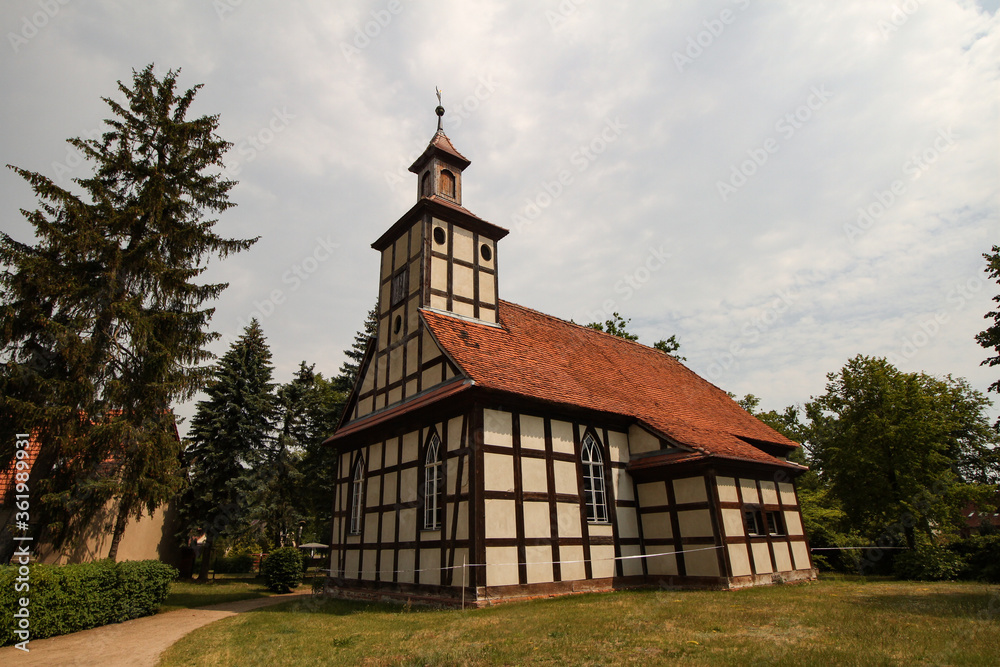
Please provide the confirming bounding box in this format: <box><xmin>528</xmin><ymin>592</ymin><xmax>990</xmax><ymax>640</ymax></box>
<box><xmin>421</xmin><ymin>301</ymin><xmax>802</xmax><ymax>469</ymax></box>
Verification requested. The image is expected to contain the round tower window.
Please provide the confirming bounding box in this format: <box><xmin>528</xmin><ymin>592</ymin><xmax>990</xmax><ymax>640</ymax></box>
<box><xmin>480</xmin><ymin>244</ymin><xmax>492</xmax><ymax>262</ymax></box>
<box><xmin>433</xmin><ymin>227</ymin><xmax>446</xmax><ymax>245</ymax></box>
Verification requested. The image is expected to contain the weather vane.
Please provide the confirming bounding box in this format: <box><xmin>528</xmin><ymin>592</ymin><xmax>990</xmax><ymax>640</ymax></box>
<box><xmin>435</xmin><ymin>86</ymin><xmax>444</xmax><ymax>131</ymax></box>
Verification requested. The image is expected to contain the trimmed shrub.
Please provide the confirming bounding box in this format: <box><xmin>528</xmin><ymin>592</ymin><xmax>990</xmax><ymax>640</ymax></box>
<box><xmin>0</xmin><ymin>559</ymin><xmax>177</xmax><ymax>646</ymax></box>
<box><xmin>892</xmin><ymin>545</ymin><xmax>965</xmax><ymax>581</ymax></box>
<box><xmin>261</xmin><ymin>547</ymin><xmax>303</xmax><ymax>593</ymax></box>
<box><xmin>213</xmin><ymin>551</ymin><xmax>254</xmax><ymax>574</ymax></box>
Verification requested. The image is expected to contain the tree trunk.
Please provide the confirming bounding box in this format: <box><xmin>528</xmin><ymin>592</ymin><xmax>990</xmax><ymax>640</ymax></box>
<box><xmin>198</xmin><ymin>535</ymin><xmax>214</xmax><ymax>581</ymax></box>
<box><xmin>106</xmin><ymin>496</ymin><xmax>133</xmax><ymax>561</ymax></box>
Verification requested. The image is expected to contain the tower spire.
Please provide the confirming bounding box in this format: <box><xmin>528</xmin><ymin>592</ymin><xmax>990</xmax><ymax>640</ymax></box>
<box><xmin>435</xmin><ymin>86</ymin><xmax>444</xmax><ymax>132</ymax></box>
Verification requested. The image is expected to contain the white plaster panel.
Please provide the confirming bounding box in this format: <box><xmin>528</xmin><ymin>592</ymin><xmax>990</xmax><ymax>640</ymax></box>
<box><xmin>486</xmin><ymin>546</ymin><xmax>519</xmax><ymax>587</ymax></box>
<box><xmin>366</xmin><ymin>476</ymin><xmax>381</xmax><ymax>508</ymax></box>
<box><xmin>628</xmin><ymin>425</ymin><xmax>660</xmax><ymax>454</ymax></box>
<box><xmin>380</xmin><ymin>512</ymin><xmax>395</xmax><ymax>543</ymax></box>
<box><xmin>430</xmin><ymin>256</ymin><xmax>448</xmax><ymax>292</ymax></box>
<box><xmin>480</xmin><ymin>305</ymin><xmax>497</xmax><ymax>324</ymax></box>
<box><xmin>791</xmin><ymin>541</ymin><xmax>811</xmax><ymax>570</ymax></box>
<box><xmin>553</xmin><ymin>460</ymin><xmax>578</xmax><ymax>496</ymax></box>
<box><xmin>484</xmin><ymin>452</ymin><xmax>514</xmax><ymax>492</ymax></box>
<box><xmin>620</xmin><ymin>544</ymin><xmax>643</xmax><ymax>576</ymax></box>
<box><xmin>760</xmin><ymin>480</ymin><xmax>779</xmax><ymax>505</ymax></box>
<box><xmin>523</xmin><ymin>501</ymin><xmax>552</xmax><ymax>539</ymax></box>
<box><xmin>683</xmin><ymin>547</ymin><xmax>720</xmax><ymax>577</ymax></box>
<box><xmin>637</xmin><ymin>482</ymin><xmax>668</xmax><ymax>508</ymax></box>
<box><xmin>362</xmin><ymin>550</ymin><xmax>377</xmax><ymax>581</ymax></box>
<box><xmin>421</xmin><ymin>366</ymin><xmax>441</xmax><ymax>390</ymax></box>
<box><xmin>408</xmin><ymin>258</ymin><xmax>421</xmax><ymax>294</ymax></box>
<box><xmin>614</xmin><ymin>468</ymin><xmax>634</xmax><ymax>501</ymax></box>
<box><xmin>387</xmin><ymin>386</ymin><xmax>402</xmax><ymax>406</ymax></box>
<box><xmin>398</xmin><ymin>508</ymin><xmax>416</xmax><ymax>542</ymax></box>
<box><xmin>778</xmin><ymin>482</ymin><xmax>797</xmax><ymax>506</ymax></box>
<box><xmin>773</xmin><ymin>541</ymin><xmax>793</xmax><ymax>572</ymax></box>
<box><xmin>616</xmin><ymin>507</ymin><xmax>639</xmax><ymax>538</ymax></box>
<box><xmin>399</xmin><ymin>467</ymin><xmax>417</xmax><ymax>503</ymax></box>
<box><xmin>722</xmin><ymin>508</ymin><xmax>745</xmax><ymax>538</ymax></box>
<box><xmin>406</xmin><ymin>297</ymin><xmax>419</xmax><ymax>332</ymax></box>
<box><xmin>521</xmin><ymin>457</ymin><xmax>548</xmax><ymax>493</ymax></box>
<box><xmin>420</xmin><ymin>549</ymin><xmax>441</xmax><ymax>586</ymax></box>
<box><xmin>453</xmin><ymin>226</ymin><xmax>474</xmax><ymax>263</ymax></box>
<box><xmin>485</xmin><ymin>498</ymin><xmax>517</xmax><ymax>539</ymax></box>
<box><xmin>728</xmin><ymin>543</ymin><xmax>752</xmax><ymax>577</ymax></box>
<box><xmin>384</xmin><ymin>440</ymin><xmax>398</xmax><ymax>468</ymax></box>
<box><xmin>550</xmin><ymin>420</ymin><xmax>575</xmax><ymax>454</ymax></box>
<box><xmin>369</xmin><ymin>442</ymin><xmax>383</xmax><ymax>471</ymax></box>
<box><xmin>397</xmin><ymin>549</ymin><xmax>415</xmax><ymax>584</ymax></box>
<box><xmin>447</xmin><ymin>501</ymin><xmax>469</xmax><ymax>540</ymax></box>
<box><xmin>525</xmin><ymin>545</ymin><xmax>553</xmax><ymax>584</ymax></box>
<box><xmin>393</xmin><ymin>234</ymin><xmax>407</xmax><ymax>270</ymax></box>
<box><xmin>559</xmin><ymin>545</ymin><xmax>586</xmax><ymax>581</ymax></box>
<box><xmin>478</xmin><ymin>239</ymin><xmax>495</xmax><ymax>269</ymax></box>
<box><xmin>430</xmin><ymin>293</ymin><xmax>447</xmax><ymax>310</ymax></box>
<box><xmin>716</xmin><ymin>476</ymin><xmax>738</xmax><ymax>503</ymax></box>
<box><xmin>483</xmin><ymin>409</ymin><xmax>513</xmax><ymax>446</ymax></box>
<box><xmin>380</xmin><ymin>248</ymin><xmax>392</xmax><ymax>280</ymax></box>
<box><xmin>448</xmin><ymin>417</ymin><xmax>464</xmax><ymax>450</ymax></box>
<box><xmin>673</xmin><ymin>477</ymin><xmax>708</xmax><ymax>504</ymax></box>
<box><xmin>751</xmin><ymin>542</ymin><xmax>772</xmax><ymax>574</ymax></box>
<box><xmin>740</xmin><ymin>479</ymin><xmax>760</xmax><ymax>505</ymax></box>
<box><xmin>363</xmin><ymin>514</ymin><xmax>378</xmax><ymax>543</ymax></box>
<box><xmin>453</xmin><ymin>263</ymin><xmax>474</xmax><ymax>299</ymax></box>
<box><xmin>383</xmin><ymin>471</ymin><xmax>397</xmax><ymax>504</ymax></box>
<box><xmin>401</xmin><ymin>431</ymin><xmax>419</xmax><ymax>463</ymax></box>
<box><xmin>422</xmin><ymin>330</ymin><xmax>442</xmax><ymax>361</ymax></box>
<box><xmin>520</xmin><ymin>414</ymin><xmax>545</xmax><ymax>450</ymax></box>
<box><xmin>345</xmin><ymin>550</ymin><xmax>359</xmax><ymax>580</ymax></box>
<box><xmin>557</xmin><ymin>502</ymin><xmax>582</xmax><ymax>538</ymax></box>
<box><xmin>379</xmin><ymin>549</ymin><xmax>395</xmax><ymax>581</ymax></box>
<box><xmin>478</xmin><ymin>269</ymin><xmax>495</xmax><ymax>304</ymax></box>
<box><xmin>589</xmin><ymin>524</ymin><xmax>614</xmax><ymax>538</ymax></box>
<box><xmin>607</xmin><ymin>430</ymin><xmax>629</xmax><ymax>463</ymax></box>
<box><xmin>452</xmin><ymin>300</ymin><xmax>475</xmax><ymax>318</ymax></box>
<box><xmin>677</xmin><ymin>510</ymin><xmax>714</xmax><ymax>538</ymax></box>
<box><xmin>591</xmin><ymin>545</ymin><xmax>616</xmax><ymax>579</ymax></box>
<box><xmin>784</xmin><ymin>511</ymin><xmax>804</xmax><ymax>536</ymax></box>
<box><xmin>640</xmin><ymin>512</ymin><xmax>672</xmax><ymax>540</ymax></box>
<box><xmin>646</xmin><ymin>551</ymin><xmax>678</xmax><ymax>577</ymax></box>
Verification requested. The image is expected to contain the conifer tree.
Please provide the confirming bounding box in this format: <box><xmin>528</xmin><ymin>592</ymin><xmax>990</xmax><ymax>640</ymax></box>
<box><xmin>182</xmin><ymin>320</ymin><xmax>276</xmax><ymax>580</ymax></box>
<box><xmin>977</xmin><ymin>244</ymin><xmax>1000</xmax><ymax>425</ymax></box>
<box><xmin>0</xmin><ymin>64</ymin><xmax>255</xmax><ymax>560</ymax></box>
<box><xmin>334</xmin><ymin>304</ymin><xmax>378</xmax><ymax>393</ymax></box>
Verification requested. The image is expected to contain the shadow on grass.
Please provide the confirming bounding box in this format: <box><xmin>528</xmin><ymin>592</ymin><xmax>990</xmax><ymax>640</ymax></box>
<box><xmin>847</xmin><ymin>587</ymin><xmax>1000</xmax><ymax>621</ymax></box>
<box><xmin>247</xmin><ymin>596</ymin><xmax>457</xmax><ymax>617</ymax></box>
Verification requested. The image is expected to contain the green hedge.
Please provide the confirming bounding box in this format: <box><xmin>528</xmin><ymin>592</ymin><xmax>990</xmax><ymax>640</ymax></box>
<box><xmin>213</xmin><ymin>551</ymin><xmax>255</xmax><ymax>574</ymax></box>
<box><xmin>261</xmin><ymin>547</ymin><xmax>303</xmax><ymax>593</ymax></box>
<box><xmin>0</xmin><ymin>559</ymin><xmax>177</xmax><ymax>646</ymax></box>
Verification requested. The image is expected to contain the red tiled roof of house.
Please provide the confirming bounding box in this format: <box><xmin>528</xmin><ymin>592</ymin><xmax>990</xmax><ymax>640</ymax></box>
<box><xmin>421</xmin><ymin>301</ymin><xmax>801</xmax><ymax>469</ymax></box>
<box><xmin>0</xmin><ymin>433</ymin><xmax>40</xmax><ymax>501</ymax></box>
<box><xmin>409</xmin><ymin>130</ymin><xmax>471</xmax><ymax>172</ymax></box>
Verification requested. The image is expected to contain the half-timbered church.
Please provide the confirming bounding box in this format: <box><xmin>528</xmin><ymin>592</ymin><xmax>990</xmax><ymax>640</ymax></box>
<box><xmin>324</xmin><ymin>105</ymin><xmax>816</xmax><ymax>605</ymax></box>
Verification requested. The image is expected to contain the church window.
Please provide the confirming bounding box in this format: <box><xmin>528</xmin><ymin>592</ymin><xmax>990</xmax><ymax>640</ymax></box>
<box><xmin>581</xmin><ymin>433</ymin><xmax>608</xmax><ymax>523</ymax></box>
<box><xmin>349</xmin><ymin>457</ymin><xmax>365</xmax><ymax>535</ymax></box>
<box><xmin>480</xmin><ymin>243</ymin><xmax>492</xmax><ymax>262</ymax></box>
<box><xmin>423</xmin><ymin>433</ymin><xmax>443</xmax><ymax>530</ymax></box>
<box><xmin>433</xmin><ymin>226</ymin><xmax>446</xmax><ymax>245</ymax></box>
<box><xmin>439</xmin><ymin>169</ymin><xmax>456</xmax><ymax>198</ymax></box>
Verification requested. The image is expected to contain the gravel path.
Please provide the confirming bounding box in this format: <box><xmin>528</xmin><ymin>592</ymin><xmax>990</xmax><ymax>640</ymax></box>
<box><xmin>0</xmin><ymin>592</ymin><xmax>311</xmax><ymax>666</ymax></box>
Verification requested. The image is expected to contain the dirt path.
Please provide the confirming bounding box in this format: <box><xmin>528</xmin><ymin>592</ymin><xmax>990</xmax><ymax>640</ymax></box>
<box><xmin>0</xmin><ymin>591</ymin><xmax>311</xmax><ymax>666</ymax></box>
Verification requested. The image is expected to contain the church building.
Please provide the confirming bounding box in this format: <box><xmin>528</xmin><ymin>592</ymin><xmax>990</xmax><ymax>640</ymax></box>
<box><xmin>324</xmin><ymin>104</ymin><xmax>816</xmax><ymax>606</ymax></box>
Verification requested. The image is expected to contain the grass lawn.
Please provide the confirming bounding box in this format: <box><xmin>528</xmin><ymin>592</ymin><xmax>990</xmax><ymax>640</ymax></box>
<box><xmin>160</xmin><ymin>574</ymin><xmax>313</xmax><ymax>612</ymax></box>
<box><xmin>156</xmin><ymin>575</ymin><xmax>999</xmax><ymax>666</ymax></box>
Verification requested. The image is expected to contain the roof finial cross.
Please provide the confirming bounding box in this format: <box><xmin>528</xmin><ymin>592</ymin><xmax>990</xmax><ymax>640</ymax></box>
<box><xmin>435</xmin><ymin>86</ymin><xmax>445</xmax><ymax>132</ymax></box>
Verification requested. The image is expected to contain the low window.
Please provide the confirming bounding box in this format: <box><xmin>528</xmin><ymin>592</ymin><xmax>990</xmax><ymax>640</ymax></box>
<box><xmin>581</xmin><ymin>433</ymin><xmax>609</xmax><ymax>523</ymax></box>
<box><xmin>745</xmin><ymin>509</ymin><xmax>765</xmax><ymax>536</ymax></box>
<box><xmin>766</xmin><ymin>511</ymin><xmax>785</xmax><ymax>536</ymax></box>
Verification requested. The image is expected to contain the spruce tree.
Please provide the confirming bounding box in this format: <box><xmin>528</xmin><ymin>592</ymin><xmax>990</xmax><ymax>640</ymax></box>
<box><xmin>977</xmin><ymin>244</ymin><xmax>1000</xmax><ymax>425</ymax></box>
<box><xmin>334</xmin><ymin>304</ymin><xmax>378</xmax><ymax>393</ymax></box>
<box><xmin>182</xmin><ymin>319</ymin><xmax>276</xmax><ymax>580</ymax></box>
<box><xmin>0</xmin><ymin>64</ymin><xmax>255</xmax><ymax>560</ymax></box>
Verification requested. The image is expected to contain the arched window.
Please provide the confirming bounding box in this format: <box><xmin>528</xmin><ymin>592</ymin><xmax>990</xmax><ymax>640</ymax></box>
<box><xmin>349</xmin><ymin>457</ymin><xmax>365</xmax><ymax>535</ymax></box>
<box><xmin>581</xmin><ymin>433</ymin><xmax>608</xmax><ymax>523</ymax></box>
<box><xmin>421</xmin><ymin>171</ymin><xmax>431</xmax><ymax>197</ymax></box>
<box><xmin>423</xmin><ymin>433</ymin><xmax>443</xmax><ymax>530</ymax></box>
<box><xmin>439</xmin><ymin>169</ymin><xmax>456</xmax><ymax>198</ymax></box>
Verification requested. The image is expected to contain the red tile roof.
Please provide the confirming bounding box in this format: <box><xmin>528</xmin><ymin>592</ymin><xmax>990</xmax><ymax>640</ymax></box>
<box><xmin>421</xmin><ymin>301</ymin><xmax>802</xmax><ymax>469</ymax></box>
<box><xmin>409</xmin><ymin>130</ymin><xmax>471</xmax><ymax>172</ymax></box>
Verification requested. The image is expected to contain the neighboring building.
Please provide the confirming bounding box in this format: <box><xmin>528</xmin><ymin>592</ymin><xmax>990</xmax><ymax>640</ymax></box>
<box><xmin>324</xmin><ymin>110</ymin><xmax>816</xmax><ymax>605</ymax></box>
<box><xmin>0</xmin><ymin>427</ymin><xmax>181</xmax><ymax>565</ymax></box>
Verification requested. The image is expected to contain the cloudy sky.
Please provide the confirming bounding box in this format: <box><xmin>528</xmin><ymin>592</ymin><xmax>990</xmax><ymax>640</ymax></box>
<box><xmin>2</xmin><ymin>0</ymin><xmax>998</xmax><ymax>433</ymax></box>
